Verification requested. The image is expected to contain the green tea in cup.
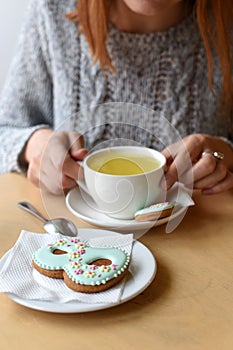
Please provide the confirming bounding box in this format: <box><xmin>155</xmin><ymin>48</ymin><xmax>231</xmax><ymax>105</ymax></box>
<box><xmin>88</xmin><ymin>153</ymin><xmax>161</xmax><ymax>176</ymax></box>
<box><xmin>78</xmin><ymin>146</ymin><xmax>166</xmax><ymax>219</ymax></box>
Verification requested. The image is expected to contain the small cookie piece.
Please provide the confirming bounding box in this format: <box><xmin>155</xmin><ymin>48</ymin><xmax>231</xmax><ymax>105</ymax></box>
<box><xmin>135</xmin><ymin>202</ymin><xmax>175</xmax><ymax>222</ymax></box>
<box><xmin>32</xmin><ymin>238</ymin><xmax>130</xmax><ymax>293</ymax></box>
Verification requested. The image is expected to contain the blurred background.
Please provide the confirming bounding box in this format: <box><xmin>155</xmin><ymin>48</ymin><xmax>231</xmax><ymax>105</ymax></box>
<box><xmin>0</xmin><ymin>0</ymin><xmax>29</xmax><ymax>92</ymax></box>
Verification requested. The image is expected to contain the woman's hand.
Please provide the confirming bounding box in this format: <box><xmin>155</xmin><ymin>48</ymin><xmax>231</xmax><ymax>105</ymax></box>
<box><xmin>162</xmin><ymin>133</ymin><xmax>233</xmax><ymax>194</ymax></box>
<box><xmin>24</xmin><ymin>129</ymin><xmax>88</xmax><ymax>194</ymax></box>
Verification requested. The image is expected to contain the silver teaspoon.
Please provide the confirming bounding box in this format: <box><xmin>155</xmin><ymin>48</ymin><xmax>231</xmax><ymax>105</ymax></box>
<box><xmin>18</xmin><ymin>201</ymin><xmax>78</xmax><ymax>237</ymax></box>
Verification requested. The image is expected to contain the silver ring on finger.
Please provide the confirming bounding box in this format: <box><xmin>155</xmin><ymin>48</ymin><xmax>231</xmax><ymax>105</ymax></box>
<box><xmin>201</xmin><ymin>151</ymin><xmax>224</xmax><ymax>161</ymax></box>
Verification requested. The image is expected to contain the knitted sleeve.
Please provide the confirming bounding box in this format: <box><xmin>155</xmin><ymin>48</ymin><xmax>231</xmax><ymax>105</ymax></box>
<box><xmin>0</xmin><ymin>0</ymin><xmax>53</xmax><ymax>173</ymax></box>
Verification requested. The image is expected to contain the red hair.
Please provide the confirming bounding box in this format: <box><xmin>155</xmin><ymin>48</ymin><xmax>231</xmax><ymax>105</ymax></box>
<box><xmin>66</xmin><ymin>0</ymin><xmax>113</xmax><ymax>71</ymax></box>
<box><xmin>66</xmin><ymin>0</ymin><xmax>233</xmax><ymax>110</ymax></box>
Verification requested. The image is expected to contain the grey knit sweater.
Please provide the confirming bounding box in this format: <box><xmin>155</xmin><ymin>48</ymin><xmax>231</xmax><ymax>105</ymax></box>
<box><xmin>0</xmin><ymin>0</ymin><xmax>231</xmax><ymax>173</ymax></box>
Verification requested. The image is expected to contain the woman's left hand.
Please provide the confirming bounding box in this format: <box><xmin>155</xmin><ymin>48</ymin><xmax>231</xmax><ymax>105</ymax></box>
<box><xmin>162</xmin><ymin>133</ymin><xmax>233</xmax><ymax>194</ymax></box>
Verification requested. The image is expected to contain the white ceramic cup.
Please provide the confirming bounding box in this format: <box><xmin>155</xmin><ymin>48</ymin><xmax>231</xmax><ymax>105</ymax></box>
<box><xmin>77</xmin><ymin>146</ymin><xmax>166</xmax><ymax>220</ymax></box>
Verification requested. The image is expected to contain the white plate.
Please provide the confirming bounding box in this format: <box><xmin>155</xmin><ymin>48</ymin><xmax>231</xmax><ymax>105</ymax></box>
<box><xmin>66</xmin><ymin>187</ymin><xmax>187</xmax><ymax>234</ymax></box>
<box><xmin>1</xmin><ymin>228</ymin><xmax>156</xmax><ymax>313</ymax></box>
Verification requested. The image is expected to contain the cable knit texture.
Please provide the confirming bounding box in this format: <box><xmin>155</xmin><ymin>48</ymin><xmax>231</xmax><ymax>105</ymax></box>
<box><xmin>0</xmin><ymin>0</ymin><xmax>231</xmax><ymax>173</ymax></box>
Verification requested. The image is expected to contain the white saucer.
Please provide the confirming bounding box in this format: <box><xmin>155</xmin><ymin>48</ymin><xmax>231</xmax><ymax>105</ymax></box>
<box><xmin>66</xmin><ymin>187</ymin><xmax>187</xmax><ymax>234</ymax></box>
<box><xmin>1</xmin><ymin>228</ymin><xmax>156</xmax><ymax>313</ymax></box>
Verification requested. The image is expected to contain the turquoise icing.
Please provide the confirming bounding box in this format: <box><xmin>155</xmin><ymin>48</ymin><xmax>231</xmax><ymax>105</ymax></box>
<box><xmin>135</xmin><ymin>201</ymin><xmax>175</xmax><ymax>216</ymax></box>
<box><xmin>33</xmin><ymin>238</ymin><xmax>130</xmax><ymax>286</ymax></box>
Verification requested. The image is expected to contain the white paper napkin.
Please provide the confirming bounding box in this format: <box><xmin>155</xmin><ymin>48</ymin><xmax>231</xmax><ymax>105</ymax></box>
<box><xmin>0</xmin><ymin>231</ymin><xmax>133</xmax><ymax>304</ymax></box>
<box><xmin>159</xmin><ymin>182</ymin><xmax>194</xmax><ymax>207</ymax></box>
<box><xmin>132</xmin><ymin>182</ymin><xmax>194</xmax><ymax>236</ymax></box>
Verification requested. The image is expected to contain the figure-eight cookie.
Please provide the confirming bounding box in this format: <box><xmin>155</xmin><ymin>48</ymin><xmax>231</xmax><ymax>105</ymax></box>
<box><xmin>32</xmin><ymin>237</ymin><xmax>130</xmax><ymax>293</ymax></box>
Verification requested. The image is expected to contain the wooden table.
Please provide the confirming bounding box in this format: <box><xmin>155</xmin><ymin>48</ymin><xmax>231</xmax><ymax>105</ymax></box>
<box><xmin>0</xmin><ymin>173</ymin><xmax>233</xmax><ymax>350</ymax></box>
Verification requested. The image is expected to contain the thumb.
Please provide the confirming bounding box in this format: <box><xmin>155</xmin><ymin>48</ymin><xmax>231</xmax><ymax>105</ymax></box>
<box><xmin>71</xmin><ymin>148</ymin><xmax>88</xmax><ymax>160</ymax></box>
<box><xmin>67</xmin><ymin>132</ymin><xmax>88</xmax><ymax>159</ymax></box>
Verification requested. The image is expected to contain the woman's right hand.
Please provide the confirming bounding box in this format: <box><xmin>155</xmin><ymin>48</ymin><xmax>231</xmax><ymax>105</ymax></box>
<box><xmin>24</xmin><ymin>129</ymin><xmax>88</xmax><ymax>194</ymax></box>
